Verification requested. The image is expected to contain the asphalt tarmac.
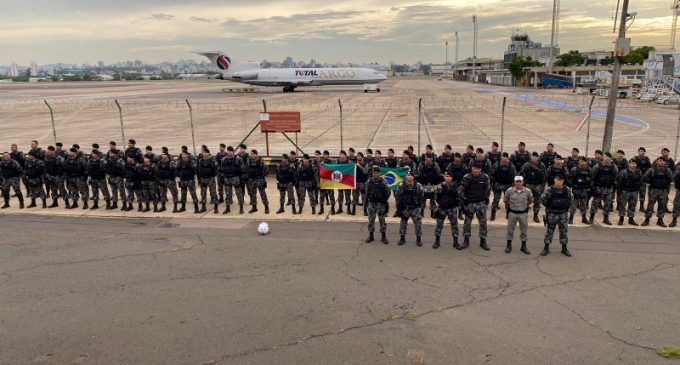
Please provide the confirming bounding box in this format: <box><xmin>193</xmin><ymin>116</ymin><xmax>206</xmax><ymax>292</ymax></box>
<box><xmin>1</xmin><ymin>214</ymin><xmax>679</xmax><ymax>364</ymax></box>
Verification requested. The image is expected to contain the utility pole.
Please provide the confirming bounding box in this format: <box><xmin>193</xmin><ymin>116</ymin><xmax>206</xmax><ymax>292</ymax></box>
<box><xmin>445</xmin><ymin>41</ymin><xmax>449</xmax><ymax>67</ymax></box>
<box><xmin>455</xmin><ymin>31</ymin><xmax>459</xmax><ymax>64</ymax></box>
<box><xmin>472</xmin><ymin>15</ymin><xmax>478</xmax><ymax>83</ymax></box>
<box><xmin>548</xmin><ymin>0</ymin><xmax>560</xmax><ymax>74</ymax></box>
<box><xmin>602</xmin><ymin>0</ymin><xmax>631</xmax><ymax>153</ymax></box>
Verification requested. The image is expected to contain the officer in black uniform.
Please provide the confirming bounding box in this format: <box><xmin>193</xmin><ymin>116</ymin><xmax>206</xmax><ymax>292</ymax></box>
<box><xmin>385</xmin><ymin>148</ymin><xmax>399</xmax><ymax>168</ymax></box>
<box><xmin>446</xmin><ymin>152</ymin><xmax>468</xmax><ymax>220</ymax></box>
<box><xmin>540</xmin><ymin>143</ymin><xmax>557</xmax><ymax>168</ymax></box>
<box><xmin>396</xmin><ymin>171</ymin><xmax>424</xmax><ymax>246</ymax></box>
<box><xmin>510</xmin><ymin>142</ymin><xmax>531</xmax><ymax>172</ymax></box>
<box><xmin>490</xmin><ymin>152</ymin><xmax>516</xmax><ymax>221</ymax></box>
<box><xmin>138</xmin><ymin>156</ymin><xmax>159</xmax><ymax>212</ymax></box>
<box><xmin>565</xmin><ymin>148</ymin><xmax>581</xmax><ymax>173</ymax></box>
<box><xmin>44</xmin><ymin>146</ymin><xmax>67</xmax><ymax>208</ymax></box>
<box><xmin>634</xmin><ymin>147</ymin><xmax>652</xmax><ymax>212</ymax></box>
<box><xmin>156</xmin><ymin>152</ymin><xmax>179</xmax><ymax>213</ymax></box>
<box><xmin>247</xmin><ymin>149</ymin><xmax>269</xmax><ymax>214</ymax></box>
<box><xmin>642</xmin><ymin>158</ymin><xmax>673</xmax><ymax>227</ymax></box>
<box><xmin>219</xmin><ymin>146</ymin><xmax>246</xmax><ymax>214</ymax></box>
<box><xmin>197</xmin><ymin>148</ymin><xmax>219</xmax><ymax>214</ymax></box>
<box><xmin>568</xmin><ymin>157</ymin><xmax>592</xmax><ymax>224</ymax></box>
<box><xmin>176</xmin><ymin>152</ymin><xmax>200</xmax><ymax>214</ymax></box>
<box><xmin>416</xmin><ymin>153</ymin><xmax>442</xmax><ymax>218</ymax></box>
<box><xmin>541</xmin><ymin>175</ymin><xmax>573</xmax><ymax>257</ymax></box>
<box><xmin>125</xmin><ymin>139</ymin><xmax>143</xmax><ymax>163</ymax></box>
<box><xmin>589</xmin><ymin>152</ymin><xmax>618</xmax><ymax>225</ymax></box>
<box><xmin>276</xmin><ymin>154</ymin><xmax>297</xmax><ymax>214</ymax></box>
<box><xmin>433</xmin><ymin>171</ymin><xmax>461</xmax><ymax>249</ymax></box>
<box><xmin>216</xmin><ymin>143</ymin><xmax>228</xmax><ymax>203</ymax></box>
<box><xmin>106</xmin><ymin>151</ymin><xmax>126</xmax><ymax>210</ymax></box>
<box><xmin>353</xmin><ymin>152</ymin><xmax>369</xmax><ymax>216</ymax></box>
<box><xmin>437</xmin><ymin>144</ymin><xmax>454</xmax><ymax>172</ymax></box>
<box><xmin>87</xmin><ymin>151</ymin><xmax>111</xmax><ymax>210</ymax></box>
<box><xmin>616</xmin><ymin>158</ymin><xmax>642</xmax><ymax>226</ymax></box>
<box><xmin>296</xmin><ymin>154</ymin><xmax>317</xmax><ymax>214</ymax></box>
<box><xmin>486</xmin><ymin>142</ymin><xmax>502</xmax><ymax>168</ymax></box>
<box><xmin>520</xmin><ymin>152</ymin><xmax>547</xmax><ymax>223</ymax></box>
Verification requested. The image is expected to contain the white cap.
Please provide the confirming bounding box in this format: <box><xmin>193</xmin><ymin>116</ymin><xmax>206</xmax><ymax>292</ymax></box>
<box><xmin>514</xmin><ymin>176</ymin><xmax>524</xmax><ymax>181</ymax></box>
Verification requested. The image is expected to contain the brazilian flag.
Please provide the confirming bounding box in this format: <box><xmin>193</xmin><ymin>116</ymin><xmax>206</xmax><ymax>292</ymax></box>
<box><xmin>380</xmin><ymin>167</ymin><xmax>409</xmax><ymax>191</ymax></box>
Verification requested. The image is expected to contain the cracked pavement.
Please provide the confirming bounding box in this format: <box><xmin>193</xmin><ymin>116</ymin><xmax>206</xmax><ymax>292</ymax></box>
<box><xmin>1</xmin><ymin>214</ymin><xmax>679</xmax><ymax>364</ymax></box>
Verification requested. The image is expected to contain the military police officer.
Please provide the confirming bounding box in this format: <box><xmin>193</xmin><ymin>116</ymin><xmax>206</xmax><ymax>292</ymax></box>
<box><xmin>196</xmin><ymin>148</ymin><xmax>219</xmax><ymax>214</ymax></box>
<box><xmin>296</xmin><ymin>154</ymin><xmax>317</xmax><ymax>214</ymax></box>
<box><xmin>616</xmin><ymin>158</ymin><xmax>642</xmax><ymax>226</ymax></box>
<box><xmin>276</xmin><ymin>154</ymin><xmax>297</xmax><ymax>214</ymax></box>
<box><xmin>490</xmin><ymin>152</ymin><xmax>516</xmax><ymax>221</ymax></box>
<box><xmin>24</xmin><ymin>154</ymin><xmax>46</xmax><ymax>208</ymax></box>
<box><xmin>396</xmin><ymin>171</ymin><xmax>424</xmax><ymax>246</ymax></box>
<box><xmin>45</xmin><ymin>146</ymin><xmax>67</xmax><ymax>208</ymax></box>
<box><xmin>589</xmin><ymin>152</ymin><xmax>618</xmax><ymax>225</ymax></box>
<box><xmin>87</xmin><ymin>151</ymin><xmax>111</xmax><ymax>210</ymax></box>
<box><xmin>157</xmin><ymin>152</ymin><xmax>179</xmax><ymax>213</ymax></box>
<box><xmin>0</xmin><ymin>152</ymin><xmax>24</xmax><ymax>209</ymax></box>
<box><xmin>433</xmin><ymin>171</ymin><xmax>461</xmax><ymax>249</ymax></box>
<box><xmin>504</xmin><ymin>176</ymin><xmax>532</xmax><ymax>254</ymax></box>
<box><xmin>460</xmin><ymin>162</ymin><xmax>492</xmax><ymax>250</ymax></box>
<box><xmin>247</xmin><ymin>149</ymin><xmax>269</xmax><ymax>214</ymax></box>
<box><xmin>642</xmin><ymin>158</ymin><xmax>673</xmax><ymax>227</ymax></box>
<box><xmin>219</xmin><ymin>146</ymin><xmax>246</xmax><ymax>214</ymax></box>
<box><xmin>176</xmin><ymin>152</ymin><xmax>200</xmax><ymax>213</ymax></box>
<box><xmin>541</xmin><ymin>174</ymin><xmax>573</xmax><ymax>257</ymax></box>
<box><xmin>520</xmin><ymin>152</ymin><xmax>547</xmax><ymax>223</ymax></box>
<box><xmin>365</xmin><ymin>166</ymin><xmax>391</xmax><ymax>244</ymax></box>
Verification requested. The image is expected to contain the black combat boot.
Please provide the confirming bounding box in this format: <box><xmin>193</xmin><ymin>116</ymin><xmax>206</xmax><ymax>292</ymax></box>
<box><xmin>276</xmin><ymin>204</ymin><xmax>285</xmax><ymax>214</ymax></box>
<box><xmin>533</xmin><ymin>212</ymin><xmax>540</xmax><ymax>223</ymax></box>
<box><xmin>213</xmin><ymin>204</ymin><xmax>218</xmax><ymax>214</ymax></box>
<box><xmin>480</xmin><ymin>238</ymin><xmax>490</xmax><ymax>251</ymax></box>
<box><xmin>264</xmin><ymin>204</ymin><xmax>269</xmax><ymax>214</ymax></box>
<box><xmin>363</xmin><ymin>206</ymin><xmax>368</xmax><ymax>216</ymax></box>
<box><xmin>127</xmin><ymin>202</ymin><xmax>134</xmax><ymax>211</ymax></box>
<box><xmin>82</xmin><ymin>200</ymin><xmax>88</xmax><ymax>210</ymax></box>
<box><xmin>581</xmin><ymin>214</ymin><xmax>588</xmax><ymax>224</ymax></box>
<box><xmin>641</xmin><ymin>217</ymin><xmax>650</xmax><ymax>226</ymax></box>
<box><xmin>1</xmin><ymin>192</ymin><xmax>9</xmax><ymax>209</ymax></box>
<box><xmin>461</xmin><ymin>237</ymin><xmax>470</xmax><ymax>249</ymax></box>
<box><xmin>657</xmin><ymin>218</ymin><xmax>667</xmax><ymax>228</ymax></box>
<box><xmin>137</xmin><ymin>202</ymin><xmax>143</xmax><ymax>212</ymax></box>
<box><xmin>336</xmin><ymin>204</ymin><xmax>343</xmax><ymax>214</ymax></box>
<box><xmin>398</xmin><ymin>235</ymin><xmax>405</xmax><ymax>245</ymax></box>
<box><xmin>416</xmin><ymin>235</ymin><xmax>422</xmax><ymax>247</ymax></box>
<box><xmin>628</xmin><ymin>217</ymin><xmax>638</xmax><ymax>226</ymax></box>
<box><xmin>49</xmin><ymin>199</ymin><xmax>59</xmax><ymax>208</ymax></box>
<box><xmin>70</xmin><ymin>200</ymin><xmax>78</xmax><ymax>209</ymax></box>
<box><xmin>318</xmin><ymin>205</ymin><xmax>324</xmax><ymax>215</ymax></box>
<box><xmin>18</xmin><ymin>195</ymin><xmax>24</xmax><ymax>209</ymax></box>
<box><xmin>561</xmin><ymin>245</ymin><xmax>572</xmax><ymax>257</ymax></box>
<box><xmin>540</xmin><ymin>243</ymin><xmax>550</xmax><ymax>256</ymax></box>
<box><xmin>119</xmin><ymin>201</ymin><xmax>126</xmax><ymax>211</ymax></box>
<box><xmin>291</xmin><ymin>205</ymin><xmax>297</xmax><ymax>214</ymax></box>
<box><xmin>41</xmin><ymin>198</ymin><xmax>47</xmax><ymax>209</ymax></box>
<box><xmin>453</xmin><ymin>236</ymin><xmax>462</xmax><ymax>250</ymax></box>
<box><xmin>155</xmin><ymin>203</ymin><xmax>160</xmax><ymax>213</ymax></box>
<box><xmin>505</xmin><ymin>240</ymin><xmax>512</xmax><ymax>253</ymax></box>
<box><xmin>588</xmin><ymin>213</ymin><xmax>595</xmax><ymax>225</ymax></box>
<box><xmin>433</xmin><ymin>235</ymin><xmax>440</xmax><ymax>249</ymax></box>
<box><xmin>239</xmin><ymin>205</ymin><xmax>244</xmax><ymax>214</ymax></box>
<box><xmin>179</xmin><ymin>203</ymin><xmax>186</xmax><ymax>212</ymax></box>
<box><xmin>158</xmin><ymin>202</ymin><xmax>166</xmax><ymax>212</ymax></box>
<box><xmin>458</xmin><ymin>210</ymin><xmax>463</xmax><ymax>220</ymax></box>
<box><xmin>670</xmin><ymin>217</ymin><xmax>677</xmax><ymax>228</ymax></box>
<box><xmin>172</xmin><ymin>202</ymin><xmax>178</xmax><ymax>213</ymax></box>
<box><xmin>200</xmin><ymin>203</ymin><xmax>207</xmax><ymax>213</ymax></box>
<box><xmin>105</xmin><ymin>200</ymin><xmax>112</xmax><ymax>210</ymax></box>
<box><xmin>111</xmin><ymin>201</ymin><xmax>118</xmax><ymax>210</ymax></box>
<box><xmin>91</xmin><ymin>201</ymin><xmax>99</xmax><ymax>210</ymax></box>
<box><xmin>365</xmin><ymin>233</ymin><xmax>375</xmax><ymax>243</ymax></box>
<box><xmin>602</xmin><ymin>214</ymin><xmax>612</xmax><ymax>226</ymax></box>
<box><xmin>490</xmin><ymin>209</ymin><xmax>496</xmax><ymax>221</ymax></box>
<box><xmin>381</xmin><ymin>233</ymin><xmax>389</xmax><ymax>245</ymax></box>
<box><xmin>143</xmin><ymin>202</ymin><xmax>150</xmax><ymax>212</ymax></box>
<box><xmin>248</xmin><ymin>205</ymin><xmax>257</xmax><ymax>213</ymax></box>
<box><xmin>569</xmin><ymin>213</ymin><xmax>574</xmax><ymax>224</ymax></box>
<box><xmin>617</xmin><ymin>216</ymin><xmax>624</xmax><ymax>225</ymax></box>
<box><xmin>194</xmin><ymin>203</ymin><xmax>200</xmax><ymax>214</ymax></box>
<box><xmin>346</xmin><ymin>204</ymin><xmax>352</xmax><ymax>215</ymax></box>
<box><xmin>27</xmin><ymin>198</ymin><xmax>36</xmax><ymax>208</ymax></box>
<box><xmin>223</xmin><ymin>205</ymin><xmax>231</xmax><ymax>214</ymax></box>
<box><xmin>393</xmin><ymin>211</ymin><xmax>400</xmax><ymax>218</ymax></box>
<box><xmin>520</xmin><ymin>241</ymin><xmax>530</xmax><ymax>255</ymax></box>
<box><xmin>330</xmin><ymin>205</ymin><xmax>336</xmax><ymax>215</ymax></box>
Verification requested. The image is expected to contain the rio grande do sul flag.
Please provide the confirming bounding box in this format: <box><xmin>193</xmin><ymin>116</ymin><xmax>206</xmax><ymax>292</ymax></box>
<box><xmin>319</xmin><ymin>164</ymin><xmax>356</xmax><ymax>190</ymax></box>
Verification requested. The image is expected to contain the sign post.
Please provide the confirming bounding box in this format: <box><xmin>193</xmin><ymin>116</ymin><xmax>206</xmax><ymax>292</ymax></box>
<box><xmin>259</xmin><ymin>111</ymin><xmax>303</xmax><ymax>156</ymax></box>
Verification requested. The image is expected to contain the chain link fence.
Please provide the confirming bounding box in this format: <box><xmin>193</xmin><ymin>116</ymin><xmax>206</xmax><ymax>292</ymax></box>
<box><xmin>0</xmin><ymin>95</ymin><xmax>678</xmax><ymax>159</ymax></box>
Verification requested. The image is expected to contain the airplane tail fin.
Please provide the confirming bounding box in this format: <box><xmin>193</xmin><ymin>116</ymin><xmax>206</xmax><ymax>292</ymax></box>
<box><xmin>195</xmin><ymin>51</ymin><xmax>259</xmax><ymax>73</ymax></box>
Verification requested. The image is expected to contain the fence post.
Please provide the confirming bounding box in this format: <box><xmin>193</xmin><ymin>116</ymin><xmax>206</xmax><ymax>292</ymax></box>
<box><xmin>43</xmin><ymin>100</ymin><xmax>57</xmax><ymax>144</ymax></box>
<box><xmin>585</xmin><ymin>95</ymin><xmax>595</xmax><ymax>158</ymax></box>
<box><xmin>417</xmin><ymin>98</ymin><xmax>423</xmax><ymax>155</ymax></box>
<box><xmin>339</xmin><ymin>99</ymin><xmax>344</xmax><ymax>152</ymax></box>
<box><xmin>500</xmin><ymin>97</ymin><xmax>506</xmax><ymax>153</ymax></box>
<box><xmin>675</xmin><ymin>103</ymin><xmax>680</xmax><ymax>162</ymax></box>
<box><xmin>114</xmin><ymin>99</ymin><xmax>125</xmax><ymax>145</ymax></box>
<box><xmin>186</xmin><ymin>99</ymin><xmax>197</xmax><ymax>156</ymax></box>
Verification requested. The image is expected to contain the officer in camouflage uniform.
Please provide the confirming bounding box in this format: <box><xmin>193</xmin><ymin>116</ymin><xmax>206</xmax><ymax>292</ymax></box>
<box><xmin>417</xmin><ymin>152</ymin><xmax>442</xmax><ymax>219</ymax></box>
<box><xmin>634</xmin><ymin>147</ymin><xmax>652</xmax><ymax>212</ymax></box>
<box><xmin>520</xmin><ymin>152</ymin><xmax>547</xmax><ymax>223</ymax></box>
<box><xmin>569</xmin><ymin>157</ymin><xmax>592</xmax><ymax>224</ymax></box>
<box><xmin>353</xmin><ymin>153</ymin><xmax>369</xmax><ymax>216</ymax></box>
<box><xmin>219</xmin><ymin>146</ymin><xmax>246</xmax><ymax>214</ymax></box>
<box><xmin>642</xmin><ymin>158</ymin><xmax>673</xmax><ymax>227</ymax></box>
<box><xmin>460</xmin><ymin>162</ymin><xmax>492</xmax><ymax>250</ymax></box>
<box><xmin>138</xmin><ymin>156</ymin><xmax>159</xmax><ymax>212</ymax></box>
<box><xmin>197</xmin><ymin>148</ymin><xmax>219</xmax><ymax>214</ymax></box>
<box><xmin>156</xmin><ymin>152</ymin><xmax>179</xmax><ymax>213</ymax></box>
<box><xmin>486</xmin><ymin>142</ymin><xmax>502</xmax><ymax>168</ymax></box>
<box><xmin>276</xmin><ymin>154</ymin><xmax>297</xmax><ymax>214</ymax></box>
<box><xmin>247</xmin><ymin>149</ymin><xmax>269</xmax><ymax>214</ymax></box>
<box><xmin>86</xmin><ymin>151</ymin><xmax>111</xmax><ymax>210</ymax></box>
<box><xmin>446</xmin><ymin>152</ymin><xmax>468</xmax><ymax>220</ymax></box>
<box><xmin>106</xmin><ymin>151</ymin><xmax>126</xmax><ymax>210</ymax></box>
<box><xmin>216</xmin><ymin>143</ymin><xmax>228</xmax><ymax>203</ymax></box>
<box><xmin>10</xmin><ymin>144</ymin><xmax>27</xmax><ymax>195</ymax></box>
<box><xmin>0</xmin><ymin>152</ymin><xmax>24</xmax><ymax>209</ymax></box>
<box><xmin>541</xmin><ymin>174</ymin><xmax>573</xmax><ymax>257</ymax></box>
<box><xmin>335</xmin><ymin>151</ymin><xmax>353</xmax><ymax>214</ymax></box>
<box><xmin>24</xmin><ymin>154</ymin><xmax>47</xmax><ymax>208</ymax></box>
<box><xmin>490</xmin><ymin>152</ymin><xmax>516</xmax><ymax>221</ymax></box>
<box><xmin>64</xmin><ymin>148</ymin><xmax>89</xmax><ymax>209</ymax></box>
<box><xmin>287</xmin><ymin>151</ymin><xmax>300</xmax><ymax>206</ymax></box>
<box><xmin>237</xmin><ymin>143</ymin><xmax>250</xmax><ymax>196</ymax></box>
<box><xmin>433</xmin><ymin>171</ymin><xmax>461</xmax><ymax>249</ymax></box>
<box><xmin>44</xmin><ymin>146</ymin><xmax>67</xmax><ymax>208</ymax></box>
<box><xmin>565</xmin><ymin>148</ymin><xmax>582</xmax><ymax>173</ymax></box>
<box><xmin>589</xmin><ymin>152</ymin><xmax>618</xmax><ymax>225</ymax></box>
<box><xmin>510</xmin><ymin>142</ymin><xmax>531</xmax><ymax>173</ymax></box>
<box><xmin>296</xmin><ymin>154</ymin><xmax>317</xmax><ymax>214</ymax></box>
<box><xmin>176</xmin><ymin>152</ymin><xmax>200</xmax><ymax>213</ymax></box>
<box><xmin>122</xmin><ymin>155</ymin><xmax>140</xmax><ymax>211</ymax></box>
<box><xmin>616</xmin><ymin>159</ymin><xmax>642</xmax><ymax>226</ymax></box>
<box><xmin>318</xmin><ymin>151</ymin><xmax>336</xmax><ymax>215</ymax></box>
<box><xmin>396</xmin><ymin>171</ymin><xmax>424</xmax><ymax>246</ymax></box>
<box><xmin>540</xmin><ymin>143</ymin><xmax>557</xmax><ymax>168</ymax></box>
<box><xmin>671</xmin><ymin>162</ymin><xmax>680</xmax><ymax>227</ymax></box>
<box><xmin>365</xmin><ymin>166</ymin><xmax>391</xmax><ymax>245</ymax></box>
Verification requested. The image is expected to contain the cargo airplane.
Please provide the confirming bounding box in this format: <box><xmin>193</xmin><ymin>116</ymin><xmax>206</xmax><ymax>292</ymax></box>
<box><xmin>197</xmin><ymin>51</ymin><xmax>387</xmax><ymax>92</ymax></box>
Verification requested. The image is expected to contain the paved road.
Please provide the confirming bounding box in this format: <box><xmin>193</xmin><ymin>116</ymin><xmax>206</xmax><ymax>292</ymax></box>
<box><xmin>1</xmin><ymin>214</ymin><xmax>679</xmax><ymax>364</ymax></box>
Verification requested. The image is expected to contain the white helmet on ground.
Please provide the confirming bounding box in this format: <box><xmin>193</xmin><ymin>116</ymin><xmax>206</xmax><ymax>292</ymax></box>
<box><xmin>257</xmin><ymin>222</ymin><xmax>270</xmax><ymax>235</ymax></box>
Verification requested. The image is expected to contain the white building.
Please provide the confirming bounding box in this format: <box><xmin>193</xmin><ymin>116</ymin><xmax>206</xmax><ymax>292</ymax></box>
<box><xmin>30</xmin><ymin>61</ymin><xmax>38</xmax><ymax>77</ymax></box>
<box><xmin>10</xmin><ymin>62</ymin><xmax>18</xmax><ymax>77</ymax></box>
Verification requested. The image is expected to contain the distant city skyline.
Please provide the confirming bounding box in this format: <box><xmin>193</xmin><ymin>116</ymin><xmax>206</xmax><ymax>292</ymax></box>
<box><xmin>0</xmin><ymin>0</ymin><xmax>674</xmax><ymax>65</ymax></box>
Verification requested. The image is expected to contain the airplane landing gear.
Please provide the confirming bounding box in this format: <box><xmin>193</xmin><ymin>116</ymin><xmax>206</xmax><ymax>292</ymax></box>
<box><xmin>282</xmin><ymin>85</ymin><xmax>296</xmax><ymax>93</ymax></box>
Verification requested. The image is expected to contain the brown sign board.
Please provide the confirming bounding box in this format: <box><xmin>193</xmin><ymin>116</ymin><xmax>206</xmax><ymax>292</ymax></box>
<box><xmin>260</xmin><ymin>112</ymin><xmax>301</xmax><ymax>133</ymax></box>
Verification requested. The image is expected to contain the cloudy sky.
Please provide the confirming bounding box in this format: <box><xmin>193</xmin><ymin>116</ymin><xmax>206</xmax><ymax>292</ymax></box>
<box><xmin>0</xmin><ymin>0</ymin><xmax>674</xmax><ymax>65</ymax></box>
